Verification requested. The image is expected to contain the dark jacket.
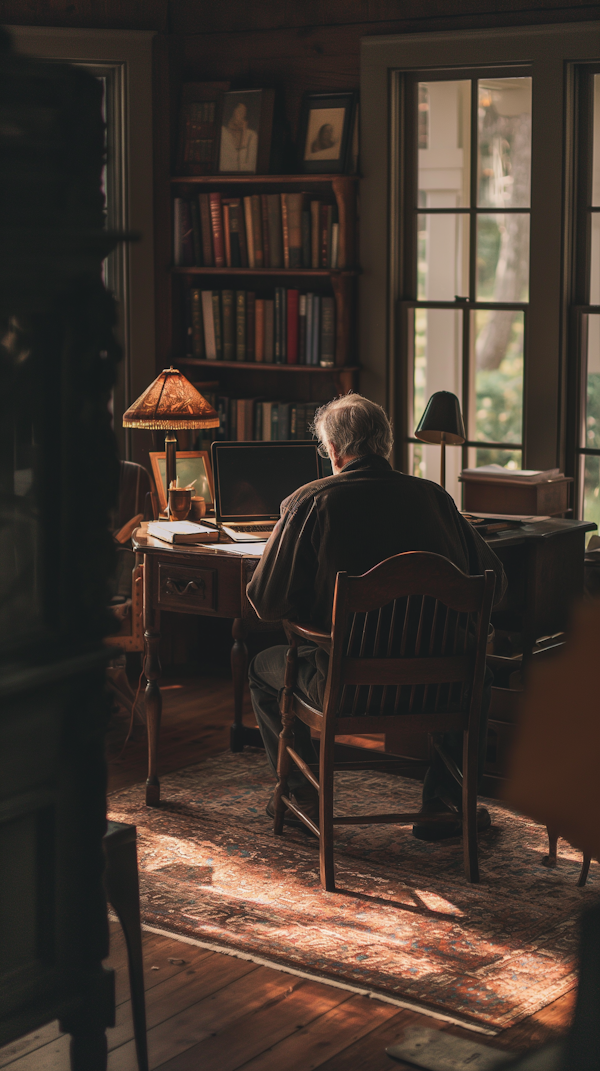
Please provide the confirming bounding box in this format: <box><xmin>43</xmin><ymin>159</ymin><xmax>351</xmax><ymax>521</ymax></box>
<box><xmin>247</xmin><ymin>454</ymin><xmax>506</xmax><ymax>630</ymax></box>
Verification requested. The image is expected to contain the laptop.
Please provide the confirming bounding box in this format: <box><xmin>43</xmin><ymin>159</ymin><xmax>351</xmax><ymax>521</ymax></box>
<box><xmin>209</xmin><ymin>441</ymin><xmax>322</xmax><ymax>541</ymax></box>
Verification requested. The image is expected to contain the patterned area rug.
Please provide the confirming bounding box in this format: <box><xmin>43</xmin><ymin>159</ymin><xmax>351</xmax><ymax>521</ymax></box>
<box><xmin>108</xmin><ymin>750</ymin><xmax>596</xmax><ymax>1030</ymax></box>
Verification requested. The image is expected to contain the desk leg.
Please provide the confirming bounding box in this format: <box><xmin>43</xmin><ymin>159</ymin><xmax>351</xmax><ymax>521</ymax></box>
<box><xmin>143</xmin><ymin>558</ymin><xmax>162</xmax><ymax>806</ymax></box>
<box><xmin>230</xmin><ymin>617</ymin><xmax>248</xmax><ymax>752</ymax></box>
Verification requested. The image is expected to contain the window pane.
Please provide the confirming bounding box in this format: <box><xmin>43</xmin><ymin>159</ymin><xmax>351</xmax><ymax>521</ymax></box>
<box><xmin>591</xmin><ymin>213</ymin><xmax>600</xmax><ymax>305</ymax></box>
<box><xmin>418</xmin><ymin>80</ymin><xmax>471</xmax><ymax>208</ymax></box>
<box><xmin>584</xmin><ymin>314</ymin><xmax>600</xmax><ymax>450</ymax></box>
<box><xmin>472</xmin><ymin>446</ymin><xmax>523</xmax><ymax>469</ymax></box>
<box><xmin>593</xmin><ymin>74</ymin><xmax>600</xmax><ymax>207</ymax></box>
<box><xmin>418</xmin><ymin>213</ymin><xmax>469</xmax><ymax>300</ymax></box>
<box><xmin>477</xmin><ymin>77</ymin><xmax>532</xmax><ymax>208</ymax></box>
<box><xmin>414</xmin><ymin>308</ymin><xmax>463</xmax><ymax>504</ymax></box>
<box><xmin>582</xmin><ymin>455</ymin><xmax>600</xmax><ymax>528</ymax></box>
<box><xmin>476</xmin><ymin>213</ymin><xmax>529</xmax><ymax>302</ymax></box>
<box><xmin>472</xmin><ymin>309</ymin><xmax>524</xmax><ymax>445</ymax></box>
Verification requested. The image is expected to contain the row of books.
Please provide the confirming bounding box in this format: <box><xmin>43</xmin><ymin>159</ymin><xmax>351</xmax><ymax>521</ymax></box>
<box><xmin>173</xmin><ymin>192</ymin><xmax>340</xmax><ymax>271</ymax></box>
<box><xmin>201</xmin><ymin>394</ymin><xmax>320</xmax><ymax>442</ymax></box>
<box><xmin>185</xmin><ymin>287</ymin><xmax>336</xmax><ymax>366</ymax></box>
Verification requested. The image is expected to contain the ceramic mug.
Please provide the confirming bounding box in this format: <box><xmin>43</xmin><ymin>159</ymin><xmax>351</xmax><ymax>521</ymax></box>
<box><xmin>189</xmin><ymin>495</ymin><xmax>206</xmax><ymax>521</ymax></box>
<box><xmin>168</xmin><ymin>487</ymin><xmax>192</xmax><ymax>520</ymax></box>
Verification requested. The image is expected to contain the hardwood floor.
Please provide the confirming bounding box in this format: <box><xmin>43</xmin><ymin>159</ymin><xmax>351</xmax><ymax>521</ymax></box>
<box><xmin>0</xmin><ymin>670</ymin><xmax>575</xmax><ymax>1070</ymax></box>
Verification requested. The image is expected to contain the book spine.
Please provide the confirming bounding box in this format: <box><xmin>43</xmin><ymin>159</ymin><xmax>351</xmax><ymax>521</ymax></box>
<box><xmin>251</xmin><ymin>194</ymin><xmax>263</xmax><ymax>268</ymax></box>
<box><xmin>281</xmin><ymin>287</ymin><xmax>287</xmax><ymax>362</ymax></box>
<box><xmin>217</xmin><ymin>395</ymin><xmax>228</xmax><ymax>439</ymax></box>
<box><xmin>221</xmin><ymin>289</ymin><xmax>235</xmax><ymax>360</ymax></box>
<box><xmin>267</xmin><ymin>193</ymin><xmax>283</xmax><ymax>268</ymax></box>
<box><xmin>222</xmin><ymin>202</ymin><xmax>231</xmax><ymax>267</ymax></box>
<box><xmin>271</xmin><ymin>402</ymin><xmax>279</xmax><ymax>441</ymax></box>
<box><xmin>262</xmin><ymin>401</ymin><xmax>272</xmax><ymax>440</ymax></box>
<box><xmin>254</xmin><ymin>401</ymin><xmax>263</xmax><ymax>441</ymax></box>
<box><xmin>274</xmin><ymin>288</ymin><xmax>282</xmax><ymax>363</ymax></box>
<box><xmin>255</xmin><ymin>298</ymin><xmax>265</xmax><ymax>363</ymax></box>
<box><xmin>260</xmin><ymin>194</ymin><xmax>271</xmax><ymax>269</ymax></box>
<box><xmin>286</xmin><ymin>289</ymin><xmax>299</xmax><ymax>365</ymax></box>
<box><xmin>301</xmin><ymin>209</ymin><xmax>311</xmax><ymax>268</ymax></box>
<box><xmin>264</xmin><ymin>300</ymin><xmax>274</xmax><ymax>363</ymax></box>
<box><xmin>330</xmin><ymin>222</ymin><xmax>339</xmax><ymax>270</ymax></box>
<box><xmin>243</xmin><ymin>196</ymin><xmax>255</xmax><ymax>268</ymax></box>
<box><xmin>305</xmin><ymin>403</ymin><xmax>317</xmax><ymax>438</ymax></box>
<box><xmin>320</xmin><ymin>203</ymin><xmax>329</xmax><ymax>269</ymax></box>
<box><xmin>312</xmin><ymin>294</ymin><xmax>320</xmax><ymax>365</ymax></box>
<box><xmin>296</xmin><ymin>402</ymin><xmax>306</xmax><ymax>440</ymax></box>
<box><xmin>234</xmin><ymin>199</ymin><xmax>248</xmax><ymax>267</ymax></box>
<box><xmin>212</xmin><ymin>290</ymin><xmax>223</xmax><ymax>359</ymax></box>
<box><xmin>209</xmin><ymin>193</ymin><xmax>225</xmax><ymax>268</ymax></box>
<box><xmin>290</xmin><ymin>404</ymin><xmax>297</xmax><ymax>440</ymax></box>
<box><xmin>310</xmin><ymin>201</ymin><xmax>320</xmax><ymax>269</ymax></box>
<box><xmin>229</xmin><ymin>397</ymin><xmax>237</xmax><ymax>440</ymax></box>
<box><xmin>326</xmin><ymin>204</ymin><xmax>333</xmax><ymax>268</ymax></box>
<box><xmin>190</xmin><ymin>198</ymin><xmax>203</xmax><ymax>265</ymax></box>
<box><xmin>236</xmin><ymin>399</ymin><xmax>244</xmax><ymax>441</ymax></box>
<box><xmin>235</xmin><ymin>290</ymin><xmax>246</xmax><ymax>361</ymax></box>
<box><xmin>298</xmin><ymin>293</ymin><xmax>307</xmax><ymax>365</ymax></box>
<box><xmin>173</xmin><ymin>198</ymin><xmax>182</xmax><ymax>265</ymax></box>
<box><xmin>191</xmin><ymin>288</ymin><xmax>204</xmax><ymax>358</ymax></box>
<box><xmin>184</xmin><ymin>286</ymin><xmax>194</xmax><ymax>359</ymax></box>
<box><xmin>280</xmin><ymin>193</ymin><xmax>290</xmax><ymax>269</ymax></box>
<box><xmin>246</xmin><ymin>292</ymin><xmax>256</xmax><ymax>361</ymax></box>
<box><xmin>278</xmin><ymin>402</ymin><xmax>290</xmax><ymax>441</ymax></box>
<box><xmin>202</xmin><ymin>290</ymin><xmax>217</xmax><ymax>359</ymax></box>
<box><xmin>199</xmin><ymin>194</ymin><xmax>213</xmax><ymax>267</ymax></box>
<box><xmin>287</xmin><ymin>193</ymin><xmax>304</xmax><ymax>269</ymax></box>
<box><xmin>305</xmin><ymin>293</ymin><xmax>314</xmax><ymax>365</ymax></box>
<box><xmin>319</xmin><ymin>296</ymin><xmax>335</xmax><ymax>367</ymax></box>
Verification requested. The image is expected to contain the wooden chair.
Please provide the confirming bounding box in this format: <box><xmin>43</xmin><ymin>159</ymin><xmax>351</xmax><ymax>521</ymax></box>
<box><xmin>274</xmin><ymin>551</ymin><xmax>496</xmax><ymax>890</ymax></box>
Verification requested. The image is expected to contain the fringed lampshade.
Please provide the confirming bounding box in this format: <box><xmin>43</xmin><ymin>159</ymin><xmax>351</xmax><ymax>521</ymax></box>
<box><xmin>123</xmin><ymin>367</ymin><xmax>219</xmax><ymax>516</ymax></box>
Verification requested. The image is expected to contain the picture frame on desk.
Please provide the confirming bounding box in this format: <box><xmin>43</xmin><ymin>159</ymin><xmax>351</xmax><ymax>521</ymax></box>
<box><xmin>177</xmin><ymin>82</ymin><xmax>230</xmax><ymax>176</ymax></box>
<box><xmin>218</xmin><ymin>89</ymin><xmax>275</xmax><ymax>175</ymax></box>
<box><xmin>297</xmin><ymin>90</ymin><xmax>358</xmax><ymax>174</ymax></box>
<box><xmin>149</xmin><ymin>450</ymin><xmax>214</xmax><ymax>512</ymax></box>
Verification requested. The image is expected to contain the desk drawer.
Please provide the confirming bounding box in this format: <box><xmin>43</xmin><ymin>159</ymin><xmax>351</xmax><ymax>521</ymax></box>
<box><xmin>158</xmin><ymin>563</ymin><xmax>217</xmax><ymax>614</ymax></box>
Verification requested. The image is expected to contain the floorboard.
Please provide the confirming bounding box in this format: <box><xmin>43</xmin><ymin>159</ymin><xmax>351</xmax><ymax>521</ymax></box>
<box><xmin>0</xmin><ymin>672</ymin><xmax>575</xmax><ymax>1070</ymax></box>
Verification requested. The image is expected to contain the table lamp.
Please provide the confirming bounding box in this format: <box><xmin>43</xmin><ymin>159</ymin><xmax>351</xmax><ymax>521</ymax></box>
<box><xmin>414</xmin><ymin>390</ymin><xmax>466</xmax><ymax>489</ymax></box>
<box><xmin>123</xmin><ymin>366</ymin><xmax>219</xmax><ymax>517</ymax></box>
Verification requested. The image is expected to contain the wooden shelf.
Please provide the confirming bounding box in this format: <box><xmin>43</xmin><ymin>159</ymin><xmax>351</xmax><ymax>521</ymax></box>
<box><xmin>178</xmin><ymin>358</ymin><xmax>359</xmax><ymax>373</ymax></box>
<box><xmin>171</xmin><ymin>267</ymin><xmax>358</xmax><ymax>276</ymax></box>
<box><xmin>171</xmin><ymin>174</ymin><xmax>359</xmax><ymax>184</ymax></box>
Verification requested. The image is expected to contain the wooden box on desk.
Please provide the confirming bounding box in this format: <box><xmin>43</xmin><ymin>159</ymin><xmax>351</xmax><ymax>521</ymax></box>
<box><xmin>460</xmin><ymin>475</ymin><xmax>572</xmax><ymax>516</ymax></box>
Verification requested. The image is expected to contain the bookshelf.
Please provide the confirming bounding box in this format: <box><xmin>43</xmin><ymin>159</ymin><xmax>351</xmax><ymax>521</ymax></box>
<box><xmin>167</xmin><ymin>172</ymin><xmax>360</xmax><ymax>442</ymax></box>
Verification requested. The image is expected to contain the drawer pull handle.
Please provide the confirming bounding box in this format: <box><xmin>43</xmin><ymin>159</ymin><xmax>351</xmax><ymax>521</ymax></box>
<box><xmin>164</xmin><ymin>578</ymin><xmax>205</xmax><ymax>598</ymax></box>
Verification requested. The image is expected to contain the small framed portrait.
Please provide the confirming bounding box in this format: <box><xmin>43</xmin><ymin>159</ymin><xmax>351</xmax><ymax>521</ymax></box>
<box><xmin>218</xmin><ymin>88</ymin><xmax>275</xmax><ymax>175</ymax></box>
<box><xmin>149</xmin><ymin>451</ymin><xmax>214</xmax><ymax>513</ymax></box>
<box><xmin>297</xmin><ymin>91</ymin><xmax>358</xmax><ymax>174</ymax></box>
<box><xmin>176</xmin><ymin>81</ymin><xmax>230</xmax><ymax>175</ymax></box>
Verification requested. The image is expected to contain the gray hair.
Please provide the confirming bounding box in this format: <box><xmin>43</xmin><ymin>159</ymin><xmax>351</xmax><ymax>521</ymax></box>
<box><xmin>312</xmin><ymin>393</ymin><xmax>394</xmax><ymax>460</ymax></box>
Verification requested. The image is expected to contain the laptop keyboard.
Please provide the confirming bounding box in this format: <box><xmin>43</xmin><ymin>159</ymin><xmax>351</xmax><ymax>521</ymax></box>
<box><xmin>230</xmin><ymin>523</ymin><xmax>275</xmax><ymax>533</ymax></box>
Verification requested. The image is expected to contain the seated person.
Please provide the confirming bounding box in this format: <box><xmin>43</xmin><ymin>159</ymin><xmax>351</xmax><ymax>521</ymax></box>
<box><xmin>246</xmin><ymin>394</ymin><xmax>506</xmax><ymax>838</ymax></box>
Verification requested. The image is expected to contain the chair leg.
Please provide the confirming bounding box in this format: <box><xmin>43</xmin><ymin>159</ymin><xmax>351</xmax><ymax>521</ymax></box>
<box><xmin>462</xmin><ymin>730</ymin><xmax>479</xmax><ymax>884</ymax></box>
<box><xmin>319</xmin><ymin>735</ymin><xmax>335</xmax><ymax>892</ymax></box>
<box><xmin>274</xmin><ymin>642</ymin><xmax>298</xmax><ymax>836</ymax></box>
<box><xmin>578</xmin><ymin>856</ymin><xmax>591</xmax><ymax>888</ymax></box>
<box><xmin>543</xmin><ymin>826</ymin><xmax>559</xmax><ymax>868</ymax></box>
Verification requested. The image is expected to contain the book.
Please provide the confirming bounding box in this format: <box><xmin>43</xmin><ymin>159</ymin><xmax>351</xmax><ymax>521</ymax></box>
<box><xmin>216</xmin><ymin>395</ymin><xmax>229</xmax><ymax>438</ymax></box>
<box><xmin>320</xmin><ymin>203</ymin><xmax>330</xmax><ymax>268</ymax></box>
<box><xmin>262</xmin><ymin>400</ymin><xmax>274</xmax><ymax>441</ymax></box>
<box><xmin>286</xmin><ymin>289</ymin><xmax>299</xmax><ymax>364</ymax></box>
<box><xmin>305</xmin><ymin>293</ymin><xmax>314</xmax><ymax>365</ymax></box>
<box><xmin>174</xmin><ymin>198</ymin><xmax>194</xmax><ymax>266</ymax></box>
<box><xmin>274</xmin><ymin>287</ymin><xmax>283</xmax><ymax>363</ymax></box>
<box><xmin>280</xmin><ymin>193</ymin><xmax>290</xmax><ymax>269</ymax></box>
<box><xmin>202</xmin><ymin>290</ymin><xmax>217</xmax><ymax>359</ymax></box>
<box><xmin>246</xmin><ymin>291</ymin><xmax>256</xmax><ymax>361</ymax></box>
<box><xmin>191</xmin><ymin>288</ymin><xmax>204</xmax><ymax>358</ymax></box>
<box><xmin>301</xmin><ymin>209</ymin><xmax>311</xmax><ymax>268</ymax></box>
<box><xmin>222</xmin><ymin>201</ymin><xmax>231</xmax><ymax>266</ymax></box>
<box><xmin>183</xmin><ymin>287</ymin><xmax>194</xmax><ymax>359</ymax></box>
<box><xmin>254</xmin><ymin>401</ymin><xmax>263</xmax><ymax>440</ymax></box>
<box><xmin>209</xmin><ymin>192</ymin><xmax>225</xmax><ymax>267</ymax></box>
<box><xmin>271</xmin><ymin>402</ymin><xmax>279</xmax><ymax>440</ymax></box>
<box><xmin>326</xmin><ymin>204</ymin><xmax>334</xmax><ymax>267</ymax></box>
<box><xmin>177</xmin><ymin>82</ymin><xmax>229</xmax><ymax>175</ymax></box>
<box><xmin>229</xmin><ymin>396</ymin><xmax>237</xmax><ymax>439</ymax></box>
<box><xmin>235</xmin><ymin>290</ymin><xmax>246</xmax><ymax>361</ymax></box>
<box><xmin>286</xmin><ymin>193</ymin><xmax>304</xmax><ymax>269</ymax></box>
<box><xmin>228</xmin><ymin>198</ymin><xmax>247</xmax><ymax>267</ymax></box>
<box><xmin>264</xmin><ymin>299</ymin><xmax>274</xmax><ymax>363</ymax></box>
<box><xmin>212</xmin><ymin>290</ymin><xmax>223</xmax><ymax>359</ymax></box>
<box><xmin>190</xmin><ymin>198</ymin><xmax>203</xmax><ymax>265</ymax></box>
<box><xmin>278</xmin><ymin>401</ymin><xmax>291</xmax><ymax>440</ymax></box>
<box><xmin>243</xmin><ymin>196</ymin><xmax>255</xmax><ymax>268</ymax></box>
<box><xmin>290</xmin><ymin>405</ymin><xmax>297</xmax><ymax>439</ymax></box>
<box><xmin>305</xmin><ymin>402</ymin><xmax>317</xmax><ymax>437</ymax></box>
<box><xmin>460</xmin><ymin>466</ymin><xmax>561</xmax><ymax>483</ymax></box>
<box><xmin>311</xmin><ymin>294</ymin><xmax>320</xmax><ymax>365</ymax></box>
<box><xmin>221</xmin><ymin>289</ymin><xmax>235</xmax><ymax>360</ymax></box>
<box><xmin>255</xmin><ymin>298</ymin><xmax>265</xmax><ymax>362</ymax></box>
<box><xmin>147</xmin><ymin>521</ymin><xmax>219</xmax><ymax>545</ymax></box>
<box><xmin>320</xmin><ymin>296</ymin><xmax>335</xmax><ymax>367</ymax></box>
<box><xmin>260</xmin><ymin>194</ymin><xmax>271</xmax><ymax>268</ymax></box>
<box><xmin>267</xmin><ymin>193</ymin><xmax>283</xmax><ymax>268</ymax></box>
<box><xmin>198</xmin><ymin>194</ymin><xmax>213</xmax><ymax>266</ymax></box>
<box><xmin>251</xmin><ymin>194</ymin><xmax>263</xmax><ymax>268</ymax></box>
<box><xmin>296</xmin><ymin>402</ymin><xmax>306</xmax><ymax>440</ymax></box>
<box><xmin>298</xmin><ymin>294</ymin><xmax>307</xmax><ymax>366</ymax></box>
<box><xmin>310</xmin><ymin>201</ymin><xmax>321</xmax><ymax>269</ymax></box>
<box><xmin>330</xmin><ymin>222</ymin><xmax>339</xmax><ymax>269</ymax></box>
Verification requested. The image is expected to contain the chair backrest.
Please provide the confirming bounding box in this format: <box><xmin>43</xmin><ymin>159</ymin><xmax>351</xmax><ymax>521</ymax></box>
<box><xmin>324</xmin><ymin>552</ymin><xmax>495</xmax><ymax>726</ymax></box>
<box><xmin>112</xmin><ymin>460</ymin><xmax>154</xmax><ymax>532</ymax></box>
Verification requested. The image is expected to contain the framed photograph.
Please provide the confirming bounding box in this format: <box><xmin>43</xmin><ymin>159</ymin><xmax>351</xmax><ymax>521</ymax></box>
<box><xmin>297</xmin><ymin>91</ymin><xmax>358</xmax><ymax>174</ymax></box>
<box><xmin>149</xmin><ymin>451</ymin><xmax>214</xmax><ymax>513</ymax></box>
<box><xmin>218</xmin><ymin>88</ymin><xmax>275</xmax><ymax>175</ymax></box>
<box><xmin>177</xmin><ymin>82</ymin><xmax>230</xmax><ymax>175</ymax></box>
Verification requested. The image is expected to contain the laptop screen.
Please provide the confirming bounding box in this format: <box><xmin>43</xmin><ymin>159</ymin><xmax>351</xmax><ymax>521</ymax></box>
<box><xmin>212</xmin><ymin>442</ymin><xmax>322</xmax><ymax>521</ymax></box>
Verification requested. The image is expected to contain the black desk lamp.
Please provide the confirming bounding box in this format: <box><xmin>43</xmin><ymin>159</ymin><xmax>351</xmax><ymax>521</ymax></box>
<box><xmin>415</xmin><ymin>391</ymin><xmax>466</xmax><ymax>489</ymax></box>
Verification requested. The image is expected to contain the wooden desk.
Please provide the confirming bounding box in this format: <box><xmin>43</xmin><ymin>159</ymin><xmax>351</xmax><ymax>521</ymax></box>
<box><xmin>132</xmin><ymin>526</ymin><xmax>262</xmax><ymax>805</ymax></box>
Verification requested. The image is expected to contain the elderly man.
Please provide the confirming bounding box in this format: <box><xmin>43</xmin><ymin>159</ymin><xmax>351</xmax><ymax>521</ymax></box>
<box><xmin>246</xmin><ymin>394</ymin><xmax>506</xmax><ymax>838</ymax></box>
